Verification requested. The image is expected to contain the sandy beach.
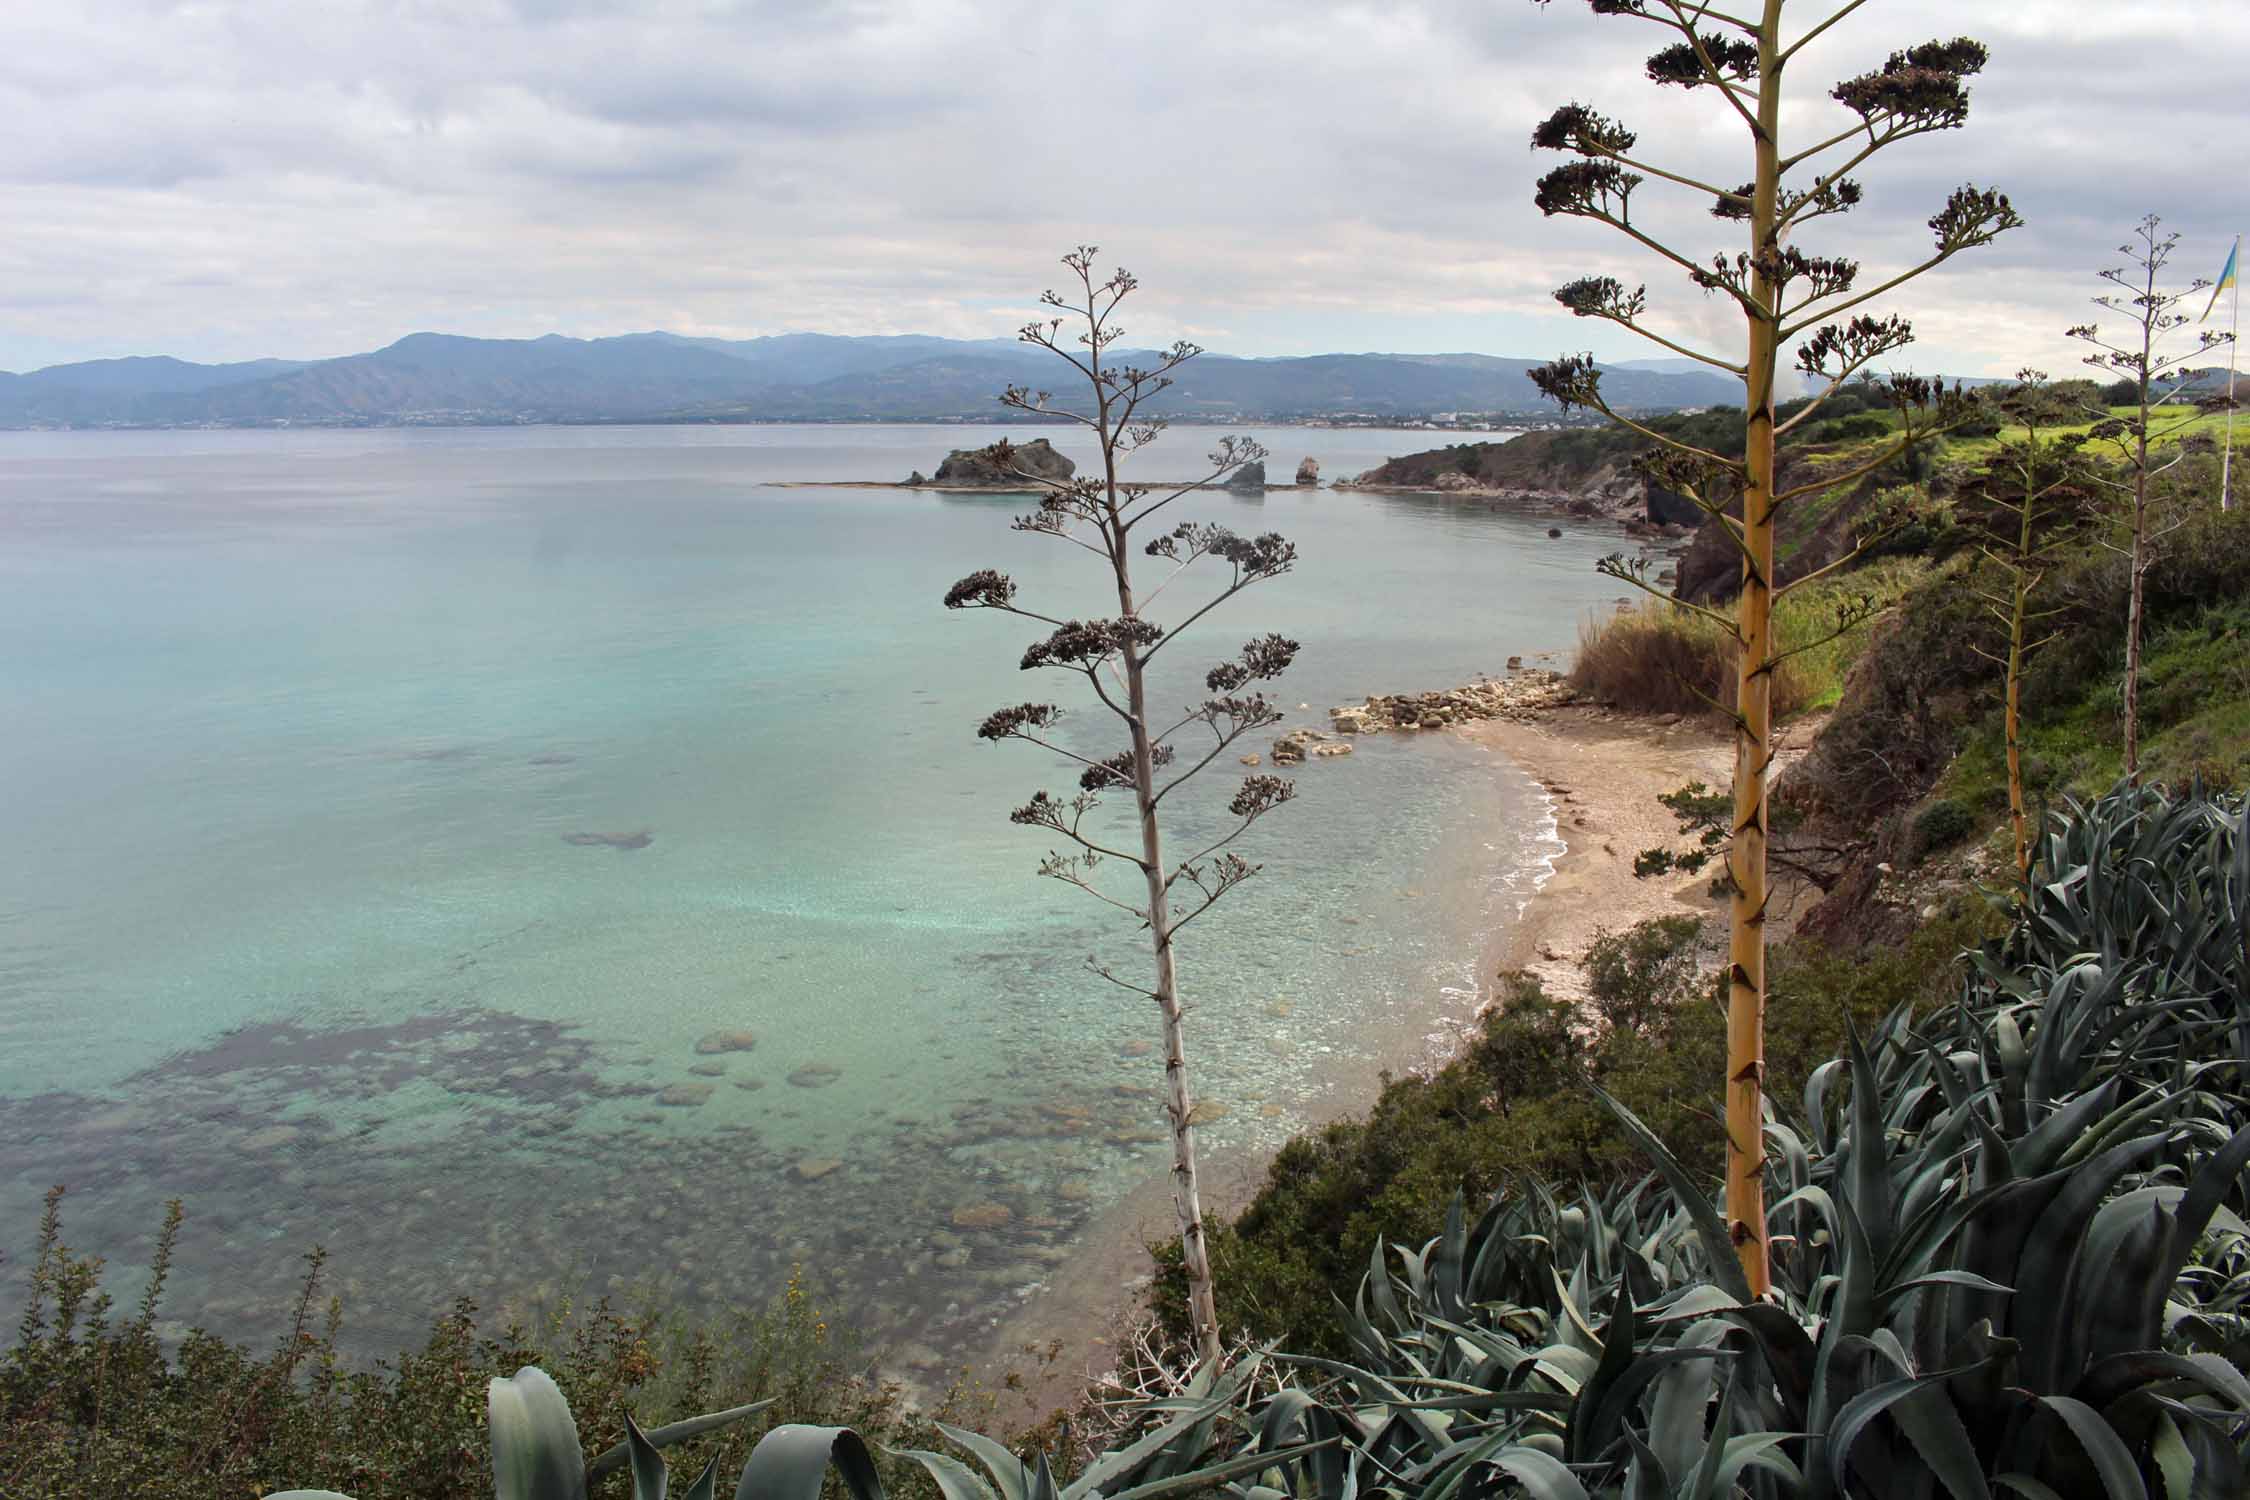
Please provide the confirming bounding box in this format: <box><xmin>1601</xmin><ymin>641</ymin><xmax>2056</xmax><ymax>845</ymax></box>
<box><xmin>972</xmin><ymin>696</ymin><xmax>1739</xmax><ymax>1417</ymax></box>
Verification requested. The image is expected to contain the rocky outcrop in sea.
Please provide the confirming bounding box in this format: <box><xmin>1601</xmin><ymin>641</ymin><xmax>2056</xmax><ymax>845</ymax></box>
<box><xmin>1328</xmin><ymin>670</ymin><xmax>1576</xmax><ymax>734</ymax></box>
<box><xmin>924</xmin><ymin>437</ymin><xmax>1076</xmax><ymax>487</ymax></box>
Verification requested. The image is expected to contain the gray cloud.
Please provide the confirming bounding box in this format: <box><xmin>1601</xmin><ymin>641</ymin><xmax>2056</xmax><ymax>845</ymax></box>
<box><xmin>3</xmin><ymin>0</ymin><xmax>2243</xmax><ymax>378</ymax></box>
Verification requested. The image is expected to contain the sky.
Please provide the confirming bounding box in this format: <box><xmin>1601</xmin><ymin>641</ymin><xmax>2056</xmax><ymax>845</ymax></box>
<box><xmin>5</xmin><ymin>0</ymin><xmax>2245</xmax><ymax>380</ymax></box>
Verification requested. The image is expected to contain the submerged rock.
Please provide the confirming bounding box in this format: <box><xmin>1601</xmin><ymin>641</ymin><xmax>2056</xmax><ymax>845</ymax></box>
<box><xmin>950</xmin><ymin>1201</ymin><xmax>1012</xmax><ymax>1231</ymax></box>
<box><xmin>563</xmin><ymin>831</ymin><xmax>652</xmax><ymax>850</ymax></box>
<box><xmin>657</xmin><ymin>1083</ymin><xmax>714</xmax><ymax>1107</ymax></box>
<box><xmin>794</xmin><ymin>1158</ymin><xmax>844</xmax><ymax>1182</ymax></box>
<box><xmin>787</xmin><ymin>1062</ymin><xmax>844</xmax><ymax>1089</ymax></box>
<box><xmin>694</xmin><ymin>1029</ymin><xmax>759</xmax><ymax>1055</ymax></box>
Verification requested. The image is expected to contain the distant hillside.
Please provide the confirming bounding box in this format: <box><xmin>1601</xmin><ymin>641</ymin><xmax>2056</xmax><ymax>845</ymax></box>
<box><xmin>0</xmin><ymin>332</ymin><xmax>1742</xmax><ymax>429</ymax></box>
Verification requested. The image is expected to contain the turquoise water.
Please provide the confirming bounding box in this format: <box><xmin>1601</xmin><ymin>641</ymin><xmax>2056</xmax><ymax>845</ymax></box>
<box><xmin>0</xmin><ymin>423</ymin><xmax>1623</xmax><ymax>1371</ymax></box>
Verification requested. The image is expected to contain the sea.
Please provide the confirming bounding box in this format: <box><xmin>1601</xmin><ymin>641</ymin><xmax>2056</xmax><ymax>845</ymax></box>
<box><xmin>0</xmin><ymin>421</ymin><xmax>1629</xmax><ymax>1373</ymax></box>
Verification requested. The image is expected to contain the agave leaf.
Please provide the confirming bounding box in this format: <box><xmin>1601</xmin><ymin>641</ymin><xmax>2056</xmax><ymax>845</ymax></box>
<box><xmin>1432</xmin><ymin>1194</ymin><xmax>1470</xmax><ymax>1322</ymax></box>
<box><xmin>1992</xmin><ymin>1474</ymin><xmax>2068</xmax><ymax>1500</ymax></box>
<box><xmin>891</xmin><ymin>1449</ymin><xmax>1002</xmax><ymax>1500</ymax></box>
<box><xmin>490</xmin><ymin>1367</ymin><xmax>589</xmax><ymax>1500</ymax></box>
<box><xmin>1887</xmin><ymin>1382</ymin><xmax>1991</xmax><ymax>1500</ymax></box>
<box><xmin>1100</xmin><ymin>1440</ymin><xmax>1336</xmax><ymax>1500</ymax></box>
<box><xmin>933</xmin><ymin>1422</ymin><xmax>1036</xmax><ymax>1500</ymax></box>
<box><xmin>1253</xmin><ymin>1389</ymin><xmax>1346</xmax><ymax>1499</ymax></box>
<box><xmin>1828</xmin><ymin>1370</ymin><xmax>1968</xmax><ymax>1496</ymax></box>
<box><xmin>1646</xmin><ymin>1330</ymin><xmax>1723</xmax><ymax>1487</ymax></box>
<box><xmin>732</xmin><ymin>1425</ymin><xmax>887</xmax><ymax>1500</ymax></box>
<box><xmin>1718</xmin><ymin>1305</ymin><xmax>1817</xmax><ymax>1423</ymax></box>
<box><xmin>680</xmin><ymin>1456</ymin><xmax>725</xmax><ymax>1500</ymax></box>
<box><xmin>1715</xmin><ymin>1434</ymin><xmax>1805</xmax><ymax>1496</ymax></box>
<box><xmin>1593</xmin><ymin>1088</ymin><xmax>1753</xmax><ymax>1303</ymax></box>
<box><xmin>589</xmin><ymin>1400</ymin><xmax>778</xmax><ymax>1480</ymax></box>
<box><xmin>2149</xmin><ymin>1412</ymin><xmax>2194</xmax><ymax>1500</ymax></box>
<box><xmin>2073</xmin><ymin>1349</ymin><xmax>2250</xmax><ymax>1413</ymax></box>
<box><xmin>1064</xmin><ymin>1391</ymin><xmax>1241</xmax><ymax>1500</ymax></box>
<box><xmin>2031</xmin><ymin>1395</ymin><xmax>2148</xmax><ymax>1500</ymax></box>
<box><xmin>1676</xmin><ymin>1386</ymin><xmax>1736</xmax><ymax>1500</ymax></box>
<box><xmin>624</xmin><ymin>1413</ymin><xmax>668</xmax><ymax>1500</ymax></box>
<box><xmin>1584</xmin><ymin>1348</ymin><xmax>1726</xmax><ymax>1466</ymax></box>
<box><xmin>1844</xmin><ymin>1023</ymin><xmax>1898</xmax><ymax>1270</ymax></box>
<box><xmin>1490</xmin><ymin>1447</ymin><xmax>1590</xmax><ymax>1500</ymax></box>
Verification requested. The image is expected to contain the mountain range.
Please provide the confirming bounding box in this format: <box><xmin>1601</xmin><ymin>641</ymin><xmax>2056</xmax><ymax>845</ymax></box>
<box><xmin>0</xmin><ymin>331</ymin><xmax>1746</xmax><ymax>429</ymax></box>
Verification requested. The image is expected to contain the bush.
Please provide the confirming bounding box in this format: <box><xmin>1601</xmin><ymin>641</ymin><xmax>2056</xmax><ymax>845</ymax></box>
<box><xmin>1909</xmin><ymin>796</ymin><xmax>1977</xmax><ymax>858</ymax></box>
<box><xmin>1814</xmin><ymin>412</ymin><xmax>1890</xmax><ymax>443</ymax></box>
<box><xmin>0</xmin><ymin>1208</ymin><xmax>984</xmax><ymax>1500</ymax></box>
<box><xmin>1571</xmin><ymin>558</ymin><xmax>1927</xmax><ymax>720</ymax></box>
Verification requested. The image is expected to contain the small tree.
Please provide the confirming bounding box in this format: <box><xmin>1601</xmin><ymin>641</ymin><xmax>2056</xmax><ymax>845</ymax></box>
<box><xmin>944</xmin><ymin>248</ymin><xmax>1300</xmax><ymax>1366</ymax></box>
<box><xmin>2065</xmin><ymin>215</ymin><xmax>2235</xmax><ymax>783</ymax></box>
<box><xmin>1522</xmin><ymin>1</ymin><xmax>2018</xmax><ymax>1294</ymax></box>
<box><xmin>1964</xmin><ymin>372</ymin><xmax>2088</xmax><ymax>879</ymax></box>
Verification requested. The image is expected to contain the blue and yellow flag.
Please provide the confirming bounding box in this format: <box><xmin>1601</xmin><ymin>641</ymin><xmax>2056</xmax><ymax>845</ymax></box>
<box><xmin>2203</xmin><ymin>237</ymin><xmax>2240</xmax><ymax>323</ymax></box>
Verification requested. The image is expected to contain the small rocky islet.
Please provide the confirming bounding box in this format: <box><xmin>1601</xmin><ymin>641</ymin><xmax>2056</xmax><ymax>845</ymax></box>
<box><xmin>901</xmin><ymin>436</ymin><xmax>1324</xmax><ymax>492</ymax></box>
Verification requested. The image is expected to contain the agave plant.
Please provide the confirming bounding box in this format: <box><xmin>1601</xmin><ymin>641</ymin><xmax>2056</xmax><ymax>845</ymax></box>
<box><xmin>265</xmin><ymin>1365</ymin><xmax>780</xmax><ymax>1500</ymax></box>
<box><xmin>1253</xmin><ymin>787</ymin><xmax>2250</xmax><ymax>1497</ymax></box>
<box><xmin>893</xmin><ymin>1356</ymin><xmax>1336</xmax><ymax>1500</ymax></box>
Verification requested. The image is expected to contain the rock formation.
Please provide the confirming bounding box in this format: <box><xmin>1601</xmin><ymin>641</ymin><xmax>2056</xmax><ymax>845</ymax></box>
<box><xmin>1295</xmin><ymin>457</ymin><xmax>1320</xmax><ymax>486</ymax></box>
<box><xmin>1223</xmin><ymin>460</ymin><xmax>1268</xmax><ymax>492</ymax></box>
<box><xmin>1328</xmin><ymin>671</ymin><xmax>1576</xmax><ymax>734</ymax></box>
<box><xmin>926</xmin><ymin>437</ymin><xmax>1074</xmax><ymax>486</ymax></box>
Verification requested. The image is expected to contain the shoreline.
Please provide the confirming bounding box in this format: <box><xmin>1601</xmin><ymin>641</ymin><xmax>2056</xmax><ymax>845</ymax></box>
<box><xmin>970</xmin><ymin>698</ymin><xmax>1734</xmax><ymax>1415</ymax></box>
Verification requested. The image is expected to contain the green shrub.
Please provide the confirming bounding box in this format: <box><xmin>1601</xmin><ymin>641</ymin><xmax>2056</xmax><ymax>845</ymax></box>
<box><xmin>1814</xmin><ymin>412</ymin><xmax>1890</xmax><ymax>443</ymax></box>
<box><xmin>0</xmin><ymin>1205</ymin><xmax>980</xmax><ymax>1500</ymax></box>
<box><xmin>1909</xmin><ymin>797</ymin><xmax>1977</xmax><ymax>858</ymax></box>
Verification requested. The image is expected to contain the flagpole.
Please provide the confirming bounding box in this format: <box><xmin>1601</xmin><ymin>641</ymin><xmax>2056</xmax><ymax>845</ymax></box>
<box><xmin>2226</xmin><ymin>250</ymin><xmax>2239</xmax><ymax>512</ymax></box>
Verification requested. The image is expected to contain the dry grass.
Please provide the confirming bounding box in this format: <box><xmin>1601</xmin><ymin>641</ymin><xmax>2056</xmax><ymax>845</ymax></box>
<box><xmin>1571</xmin><ymin>558</ymin><xmax>1930</xmax><ymax>720</ymax></box>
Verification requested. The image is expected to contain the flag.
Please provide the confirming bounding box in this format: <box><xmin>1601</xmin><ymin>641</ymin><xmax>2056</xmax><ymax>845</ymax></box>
<box><xmin>2203</xmin><ymin>237</ymin><xmax>2240</xmax><ymax>323</ymax></box>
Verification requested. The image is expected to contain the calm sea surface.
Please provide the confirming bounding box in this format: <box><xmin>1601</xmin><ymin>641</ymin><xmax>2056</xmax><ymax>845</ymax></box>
<box><xmin>0</xmin><ymin>422</ymin><xmax>1625</xmax><ymax>1370</ymax></box>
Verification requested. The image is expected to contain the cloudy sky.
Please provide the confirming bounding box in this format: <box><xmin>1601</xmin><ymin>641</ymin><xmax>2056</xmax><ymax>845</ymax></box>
<box><xmin>6</xmin><ymin>0</ymin><xmax>2244</xmax><ymax>379</ymax></box>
